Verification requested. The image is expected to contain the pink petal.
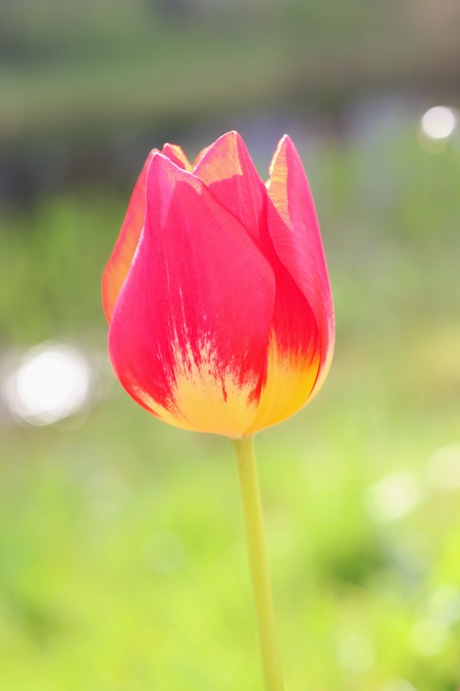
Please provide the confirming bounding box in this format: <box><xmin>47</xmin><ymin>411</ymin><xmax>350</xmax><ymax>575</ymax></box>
<box><xmin>193</xmin><ymin>131</ymin><xmax>266</xmax><ymax>247</ymax></box>
<box><xmin>266</xmin><ymin>135</ymin><xmax>335</xmax><ymax>387</ymax></box>
<box><xmin>101</xmin><ymin>144</ymin><xmax>194</xmax><ymax>323</ymax></box>
<box><xmin>108</xmin><ymin>154</ymin><xmax>276</xmax><ymax>436</ymax></box>
<box><xmin>102</xmin><ymin>150</ymin><xmax>156</xmax><ymax>323</ymax></box>
<box><xmin>245</xmin><ymin>220</ymin><xmax>322</xmax><ymax>433</ymax></box>
<box><xmin>245</xmin><ymin>266</ymin><xmax>321</xmax><ymax>434</ymax></box>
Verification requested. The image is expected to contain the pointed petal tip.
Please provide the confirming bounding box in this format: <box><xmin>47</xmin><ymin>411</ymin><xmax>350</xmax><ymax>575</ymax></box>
<box><xmin>280</xmin><ymin>133</ymin><xmax>293</xmax><ymax>144</ymax></box>
<box><xmin>193</xmin><ymin>130</ymin><xmax>251</xmax><ymax>183</ymax></box>
<box><xmin>272</xmin><ymin>134</ymin><xmax>301</xmax><ymax>162</ymax></box>
<box><xmin>161</xmin><ymin>143</ymin><xmax>192</xmax><ymax>171</ymax></box>
<box><xmin>211</xmin><ymin>130</ymin><xmax>245</xmax><ymax>151</ymax></box>
<box><xmin>221</xmin><ymin>129</ymin><xmax>240</xmax><ymax>138</ymax></box>
<box><xmin>213</xmin><ymin>130</ymin><xmax>242</xmax><ymax>147</ymax></box>
<box><xmin>192</xmin><ymin>131</ymin><xmax>247</xmax><ymax>171</ymax></box>
<box><xmin>274</xmin><ymin>133</ymin><xmax>300</xmax><ymax>159</ymax></box>
<box><xmin>148</xmin><ymin>148</ymin><xmax>201</xmax><ymax>190</ymax></box>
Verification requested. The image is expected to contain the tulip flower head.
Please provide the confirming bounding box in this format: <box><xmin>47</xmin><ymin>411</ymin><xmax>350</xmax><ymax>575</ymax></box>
<box><xmin>103</xmin><ymin>132</ymin><xmax>334</xmax><ymax>437</ymax></box>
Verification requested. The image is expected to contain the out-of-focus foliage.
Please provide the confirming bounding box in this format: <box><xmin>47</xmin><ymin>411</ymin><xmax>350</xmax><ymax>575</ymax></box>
<box><xmin>1</xmin><ymin>0</ymin><xmax>460</xmax><ymax>144</ymax></box>
<box><xmin>2</xmin><ymin>126</ymin><xmax>460</xmax><ymax>690</ymax></box>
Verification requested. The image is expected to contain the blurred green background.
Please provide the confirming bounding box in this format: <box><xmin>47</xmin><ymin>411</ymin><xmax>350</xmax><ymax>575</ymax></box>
<box><xmin>1</xmin><ymin>1</ymin><xmax>460</xmax><ymax>690</ymax></box>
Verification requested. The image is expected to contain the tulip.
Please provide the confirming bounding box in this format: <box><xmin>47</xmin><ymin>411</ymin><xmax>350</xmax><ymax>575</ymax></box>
<box><xmin>103</xmin><ymin>131</ymin><xmax>334</xmax><ymax>691</ymax></box>
<box><xmin>102</xmin><ymin>131</ymin><xmax>334</xmax><ymax>438</ymax></box>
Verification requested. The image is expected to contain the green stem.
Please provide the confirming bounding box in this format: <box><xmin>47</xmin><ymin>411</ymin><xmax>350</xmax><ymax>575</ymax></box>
<box><xmin>232</xmin><ymin>436</ymin><xmax>285</xmax><ymax>691</ymax></box>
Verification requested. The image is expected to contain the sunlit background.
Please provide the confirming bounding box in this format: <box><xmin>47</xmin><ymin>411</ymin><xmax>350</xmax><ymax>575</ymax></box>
<box><xmin>1</xmin><ymin>2</ymin><xmax>460</xmax><ymax>690</ymax></box>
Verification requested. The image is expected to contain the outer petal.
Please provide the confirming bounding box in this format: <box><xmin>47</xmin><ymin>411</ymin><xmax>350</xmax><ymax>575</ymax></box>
<box><xmin>102</xmin><ymin>144</ymin><xmax>192</xmax><ymax>323</ymax></box>
<box><xmin>108</xmin><ymin>154</ymin><xmax>276</xmax><ymax>437</ymax></box>
<box><xmin>266</xmin><ymin>135</ymin><xmax>335</xmax><ymax>397</ymax></box>
<box><xmin>193</xmin><ymin>131</ymin><xmax>266</xmax><ymax>247</ymax></box>
<box><xmin>102</xmin><ymin>150</ymin><xmax>156</xmax><ymax>323</ymax></box>
<box><xmin>244</xmin><ymin>137</ymin><xmax>334</xmax><ymax>434</ymax></box>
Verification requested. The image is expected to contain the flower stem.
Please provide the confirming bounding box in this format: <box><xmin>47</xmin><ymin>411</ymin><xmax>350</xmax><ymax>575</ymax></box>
<box><xmin>232</xmin><ymin>436</ymin><xmax>285</xmax><ymax>691</ymax></box>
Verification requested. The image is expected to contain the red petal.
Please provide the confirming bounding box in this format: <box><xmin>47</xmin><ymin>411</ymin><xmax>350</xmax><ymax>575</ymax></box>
<box><xmin>102</xmin><ymin>150</ymin><xmax>156</xmax><ymax>323</ymax></box>
<box><xmin>245</xmin><ymin>224</ymin><xmax>322</xmax><ymax>433</ymax></box>
<box><xmin>193</xmin><ymin>131</ymin><xmax>266</xmax><ymax>247</ymax></box>
<box><xmin>192</xmin><ymin>132</ymin><xmax>328</xmax><ymax>430</ymax></box>
<box><xmin>245</xmin><ymin>272</ymin><xmax>321</xmax><ymax>434</ymax></box>
<box><xmin>108</xmin><ymin>155</ymin><xmax>276</xmax><ymax>436</ymax></box>
<box><xmin>266</xmin><ymin>136</ymin><xmax>335</xmax><ymax>387</ymax></box>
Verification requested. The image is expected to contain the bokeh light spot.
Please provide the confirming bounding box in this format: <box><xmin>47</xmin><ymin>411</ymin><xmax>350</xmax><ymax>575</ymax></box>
<box><xmin>365</xmin><ymin>472</ymin><xmax>421</xmax><ymax>522</ymax></box>
<box><xmin>420</xmin><ymin>106</ymin><xmax>456</xmax><ymax>140</ymax></box>
<box><xmin>1</xmin><ymin>342</ymin><xmax>93</xmax><ymax>425</ymax></box>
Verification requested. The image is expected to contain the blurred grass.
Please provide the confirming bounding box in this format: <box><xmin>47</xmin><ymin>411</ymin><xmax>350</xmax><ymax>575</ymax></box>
<box><xmin>1</xmin><ymin>125</ymin><xmax>460</xmax><ymax>691</ymax></box>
